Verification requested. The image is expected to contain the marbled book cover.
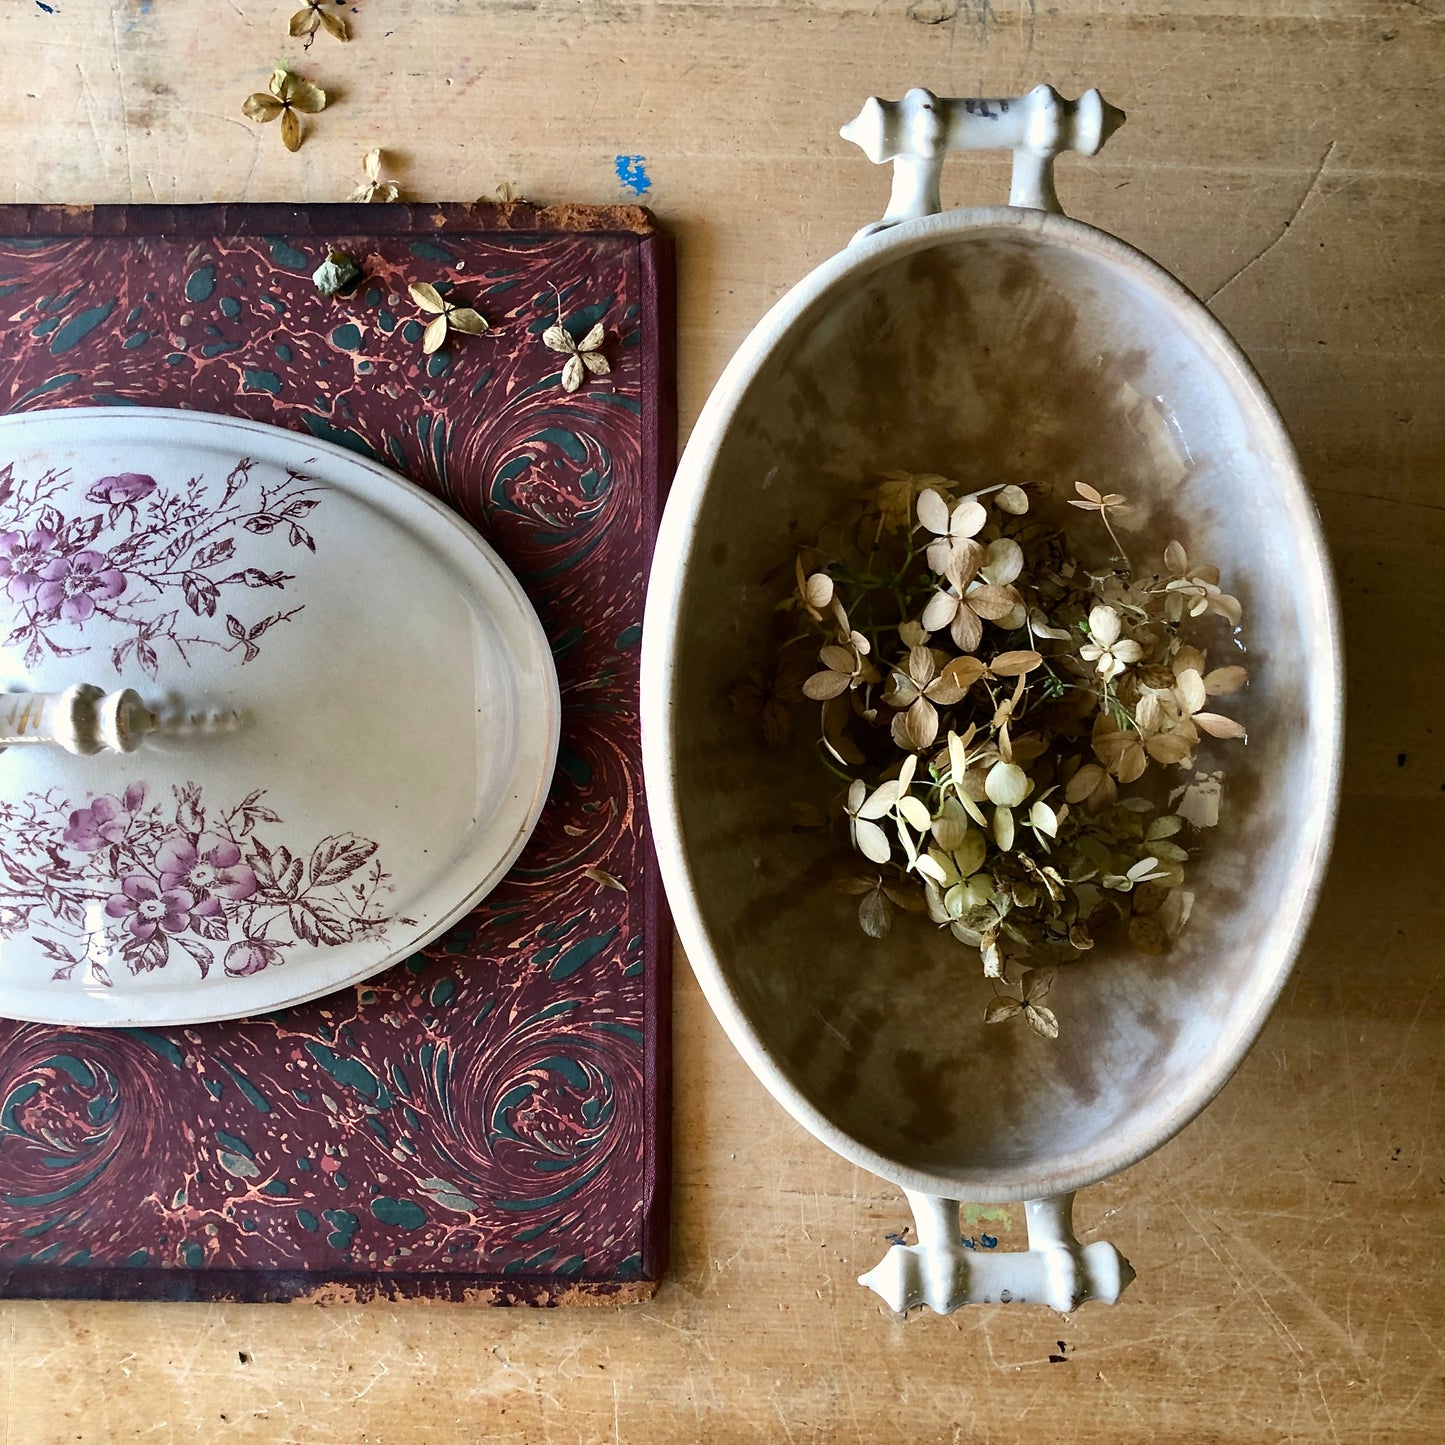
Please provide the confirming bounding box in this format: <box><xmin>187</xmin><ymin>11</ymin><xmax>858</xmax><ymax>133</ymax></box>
<box><xmin>0</xmin><ymin>202</ymin><xmax>673</xmax><ymax>1303</ymax></box>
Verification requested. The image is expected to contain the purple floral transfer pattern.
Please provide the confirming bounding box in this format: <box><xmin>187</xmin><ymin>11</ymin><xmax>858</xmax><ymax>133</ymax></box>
<box><xmin>0</xmin><ymin>203</ymin><xmax>673</xmax><ymax>1304</ymax></box>
<box><xmin>0</xmin><ymin>455</ymin><xmax>317</xmax><ymax>676</ymax></box>
<box><xmin>0</xmin><ymin>781</ymin><xmax>396</xmax><ymax>985</ymax></box>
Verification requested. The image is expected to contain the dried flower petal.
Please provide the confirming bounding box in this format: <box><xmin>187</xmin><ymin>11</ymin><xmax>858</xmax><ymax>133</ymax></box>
<box><xmin>859</xmin><ymin>887</ymin><xmax>893</xmax><ymax>939</ymax></box>
<box><xmin>1204</xmin><ymin>665</ymin><xmax>1247</xmax><ymax>695</ymax></box>
<box><xmin>409</xmin><ymin>283</ymin><xmax>489</xmax><ymax>354</ymax></box>
<box><xmin>984</xmin><ymin>761</ymin><xmax>1029</xmax><ymax>808</ymax></box>
<box><xmin>1024</xmin><ymin>1003</ymin><xmax>1059</xmax><ymax>1039</ymax></box>
<box><xmin>287</xmin><ymin>80</ymin><xmax>327</xmax><ymax>114</ymax></box>
<box><xmin>243</xmin><ymin>93</ymin><xmax>286</xmax><ymax>122</ymax></box>
<box><xmin>349</xmin><ymin>148</ymin><xmax>401</xmax><ymax>204</ymax></box>
<box><xmin>409</xmin><ymin>282</ymin><xmax>446</xmax><ymax>314</ymax></box>
<box><xmin>544</xmin><ymin>309</ymin><xmax>610</xmax><ymax>391</ymax></box>
<box><xmin>584</xmin><ymin>867</ymin><xmax>627</xmax><ymax>893</ymax></box>
<box><xmin>447</xmin><ymin>307</ymin><xmax>488</xmax><ymax>336</ymax></box>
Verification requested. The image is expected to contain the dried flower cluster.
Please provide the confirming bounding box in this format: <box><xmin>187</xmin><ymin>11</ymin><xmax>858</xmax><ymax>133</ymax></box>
<box><xmin>348</xmin><ymin>147</ymin><xmax>400</xmax><ymax>203</ymax></box>
<box><xmin>291</xmin><ymin>0</ymin><xmax>349</xmax><ymax>46</ymax></box>
<box><xmin>243</xmin><ymin>64</ymin><xmax>327</xmax><ymax>153</ymax></box>
<box><xmin>407</xmin><ymin>282</ymin><xmax>489</xmax><ymax>355</ymax></box>
<box><xmin>738</xmin><ymin>474</ymin><xmax>1249</xmax><ymax>1037</ymax></box>
<box><xmin>544</xmin><ymin>317</ymin><xmax>611</xmax><ymax>393</ymax></box>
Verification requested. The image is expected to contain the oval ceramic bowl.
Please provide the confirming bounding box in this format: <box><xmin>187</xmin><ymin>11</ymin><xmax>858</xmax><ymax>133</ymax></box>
<box><xmin>641</xmin><ymin>89</ymin><xmax>1341</xmax><ymax>1312</ymax></box>
<box><xmin>0</xmin><ymin>408</ymin><xmax>559</xmax><ymax>1027</ymax></box>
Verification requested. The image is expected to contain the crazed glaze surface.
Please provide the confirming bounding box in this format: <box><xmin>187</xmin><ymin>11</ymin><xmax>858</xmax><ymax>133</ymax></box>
<box><xmin>0</xmin><ymin>409</ymin><xmax>560</xmax><ymax>1025</ymax></box>
<box><xmin>643</xmin><ymin>206</ymin><xmax>1340</xmax><ymax>1217</ymax></box>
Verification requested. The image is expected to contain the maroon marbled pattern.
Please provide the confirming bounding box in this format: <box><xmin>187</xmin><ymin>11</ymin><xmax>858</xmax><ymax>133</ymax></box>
<box><xmin>0</xmin><ymin>204</ymin><xmax>673</xmax><ymax>1302</ymax></box>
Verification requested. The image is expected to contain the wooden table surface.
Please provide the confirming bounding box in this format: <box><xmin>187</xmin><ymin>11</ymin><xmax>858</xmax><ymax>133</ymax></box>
<box><xmin>1</xmin><ymin>2</ymin><xmax>1442</xmax><ymax>1440</ymax></box>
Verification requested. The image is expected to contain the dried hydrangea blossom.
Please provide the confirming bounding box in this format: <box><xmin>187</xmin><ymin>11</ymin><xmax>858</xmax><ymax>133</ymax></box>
<box><xmin>242</xmin><ymin>65</ymin><xmax>326</xmax><ymax>153</ymax></box>
<box><xmin>750</xmin><ymin>472</ymin><xmax>1251</xmax><ymax>1037</ymax></box>
<box><xmin>291</xmin><ymin>0</ymin><xmax>349</xmax><ymax>44</ymax></box>
<box><xmin>544</xmin><ymin>318</ymin><xmax>611</xmax><ymax>393</ymax></box>
<box><xmin>349</xmin><ymin>148</ymin><xmax>400</xmax><ymax>204</ymax></box>
<box><xmin>407</xmin><ymin>282</ymin><xmax>488</xmax><ymax>355</ymax></box>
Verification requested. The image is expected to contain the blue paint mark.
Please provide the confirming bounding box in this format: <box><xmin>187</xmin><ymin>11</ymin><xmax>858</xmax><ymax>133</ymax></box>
<box><xmin>981</xmin><ymin>1232</ymin><xmax>998</xmax><ymax>1249</ymax></box>
<box><xmin>36</xmin><ymin>2</ymin><xmax>56</xmax><ymax>13</ymax></box>
<box><xmin>50</xmin><ymin>300</ymin><xmax>115</xmax><ymax>354</ymax></box>
<box><xmin>614</xmin><ymin>155</ymin><xmax>652</xmax><ymax>196</ymax></box>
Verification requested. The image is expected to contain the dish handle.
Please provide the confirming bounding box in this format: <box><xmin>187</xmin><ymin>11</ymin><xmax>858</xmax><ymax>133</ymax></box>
<box><xmin>840</xmin><ymin>84</ymin><xmax>1125</xmax><ymax>239</ymax></box>
<box><xmin>859</xmin><ymin>1190</ymin><xmax>1134</xmax><ymax>1314</ymax></box>
<box><xmin>0</xmin><ymin>685</ymin><xmax>152</xmax><ymax>755</ymax></box>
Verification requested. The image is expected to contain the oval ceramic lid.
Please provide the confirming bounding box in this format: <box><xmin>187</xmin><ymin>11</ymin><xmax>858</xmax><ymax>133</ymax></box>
<box><xmin>0</xmin><ymin>407</ymin><xmax>559</xmax><ymax>1026</ymax></box>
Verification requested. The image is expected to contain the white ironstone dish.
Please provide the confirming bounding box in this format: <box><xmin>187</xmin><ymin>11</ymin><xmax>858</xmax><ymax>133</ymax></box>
<box><xmin>641</xmin><ymin>88</ymin><xmax>1342</xmax><ymax>1312</ymax></box>
<box><xmin>0</xmin><ymin>407</ymin><xmax>559</xmax><ymax>1027</ymax></box>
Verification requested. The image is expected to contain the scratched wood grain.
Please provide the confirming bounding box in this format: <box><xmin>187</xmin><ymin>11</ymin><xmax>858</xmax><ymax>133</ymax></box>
<box><xmin>0</xmin><ymin>1</ymin><xmax>1442</xmax><ymax>1440</ymax></box>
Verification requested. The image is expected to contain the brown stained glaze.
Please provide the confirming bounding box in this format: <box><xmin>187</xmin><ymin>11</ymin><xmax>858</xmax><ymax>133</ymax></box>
<box><xmin>653</xmin><ymin>210</ymin><xmax>1338</xmax><ymax>1203</ymax></box>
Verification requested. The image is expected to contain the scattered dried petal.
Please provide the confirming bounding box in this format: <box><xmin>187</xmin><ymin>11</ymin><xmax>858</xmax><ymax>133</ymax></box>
<box><xmin>985</xmin><ymin>997</ymin><xmax>1023</xmax><ymax>1023</ymax></box>
<box><xmin>1024</xmin><ymin>1003</ymin><xmax>1060</xmax><ymax>1039</ymax></box>
<box><xmin>584</xmin><ymin>867</ymin><xmax>627</xmax><ymax>892</ymax></box>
